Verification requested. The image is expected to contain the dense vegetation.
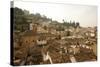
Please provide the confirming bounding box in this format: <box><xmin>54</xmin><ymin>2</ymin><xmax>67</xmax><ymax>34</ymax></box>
<box><xmin>12</xmin><ymin>7</ymin><xmax>80</xmax><ymax>32</ymax></box>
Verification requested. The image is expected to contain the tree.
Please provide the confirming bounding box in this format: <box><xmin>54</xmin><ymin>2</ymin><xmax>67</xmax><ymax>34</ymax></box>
<box><xmin>76</xmin><ymin>22</ymin><xmax>80</xmax><ymax>27</ymax></box>
<box><xmin>13</xmin><ymin>7</ymin><xmax>28</xmax><ymax>32</ymax></box>
<box><xmin>14</xmin><ymin>7</ymin><xmax>24</xmax><ymax>15</ymax></box>
<box><xmin>62</xmin><ymin>19</ymin><xmax>65</xmax><ymax>23</ymax></box>
<box><xmin>72</xmin><ymin>21</ymin><xmax>76</xmax><ymax>28</ymax></box>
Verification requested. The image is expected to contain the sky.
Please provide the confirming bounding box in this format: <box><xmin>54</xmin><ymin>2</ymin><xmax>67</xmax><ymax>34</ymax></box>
<box><xmin>14</xmin><ymin>1</ymin><xmax>97</xmax><ymax>27</ymax></box>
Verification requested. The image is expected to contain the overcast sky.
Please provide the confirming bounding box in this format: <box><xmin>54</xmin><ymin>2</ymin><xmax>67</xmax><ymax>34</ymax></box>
<box><xmin>14</xmin><ymin>1</ymin><xmax>97</xmax><ymax>27</ymax></box>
